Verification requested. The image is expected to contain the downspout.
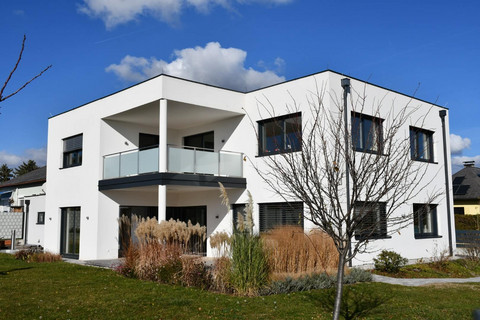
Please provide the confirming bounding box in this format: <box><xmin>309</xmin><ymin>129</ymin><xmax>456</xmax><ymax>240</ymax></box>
<box><xmin>341</xmin><ymin>78</ymin><xmax>352</xmax><ymax>267</ymax></box>
<box><xmin>439</xmin><ymin>110</ymin><xmax>453</xmax><ymax>256</ymax></box>
<box><xmin>24</xmin><ymin>199</ymin><xmax>30</xmax><ymax>245</ymax></box>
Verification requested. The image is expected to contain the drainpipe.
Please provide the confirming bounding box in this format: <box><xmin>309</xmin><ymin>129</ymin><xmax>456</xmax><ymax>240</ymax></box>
<box><xmin>439</xmin><ymin>110</ymin><xmax>453</xmax><ymax>256</ymax></box>
<box><xmin>341</xmin><ymin>78</ymin><xmax>352</xmax><ymax>267</ymax></box>
<box><xmin>24</xmin><ymin>199</ymin><xmax>30</xmax><ymax>245</ymax></box>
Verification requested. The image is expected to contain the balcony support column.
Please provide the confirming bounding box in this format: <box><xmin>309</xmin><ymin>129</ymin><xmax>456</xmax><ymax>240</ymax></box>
<box><xmin>158</xmin><ymin>99</ymin><xmax>168</xmax><ymax>222</ymax></box>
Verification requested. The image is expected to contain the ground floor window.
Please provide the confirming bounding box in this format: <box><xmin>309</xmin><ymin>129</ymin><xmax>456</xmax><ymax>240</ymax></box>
<box><xmin>354</xmin><ymin>201</ymin><xmax>387</xmax><ymax>240</ymax></box>
<box><xmin>37</xmin><ymin>212</ymin><xmax>45</xmax><ymax>225</ymax></box>
<box><xmin>413</xmin><ymin>204</ymin><xmax>438</xmax><ymax>238</ymax></box>
<box><xmin>259</xmin><ymin>202</ymin><xmax>303</xmax><ymax>232</ymax></box>
<box><xmin>232</xmin><ymin>203</ymin><xmax>246</xmax><ymax>231</ymax></box>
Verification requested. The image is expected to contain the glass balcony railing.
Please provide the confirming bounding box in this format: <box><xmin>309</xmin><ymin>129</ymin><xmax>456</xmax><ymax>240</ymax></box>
<box><xmin>103</xmin><ymin>145</ymin><xmax>243</xmax><ymax>179</ymax></box>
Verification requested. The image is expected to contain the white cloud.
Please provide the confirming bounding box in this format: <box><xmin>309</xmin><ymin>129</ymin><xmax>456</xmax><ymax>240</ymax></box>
<box><xmin>0</xmin><ymin>148</ymin><xmax>47</xmax><ymax>168</ymax></box>
<box><xmin>78</xmin><ymin>0</ymin><xmax>292</xmax><ymax>29</ymax></box>
<box><xmin>106</xmin><ymin>42</ymin><xmax>285</xmax><ymax>91</ymax></box>
<box><xmin>450</xmin><ymin>133</ymin><xmax>471</xmax><ymax>155</ymax></box>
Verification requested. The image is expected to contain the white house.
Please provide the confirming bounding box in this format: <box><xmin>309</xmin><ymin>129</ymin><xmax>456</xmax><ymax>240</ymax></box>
<box><xmin>43</xmin><ymin>70</ymin><xmax>455</xmax><ymax>264</ymax></box>
<box><xmin>0</xmin><ymin>167</ymin><xmax>46</xmax><ymax>247</ymax></box>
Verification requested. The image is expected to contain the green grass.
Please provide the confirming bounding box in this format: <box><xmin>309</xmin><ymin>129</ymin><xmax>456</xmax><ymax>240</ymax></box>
<box><xmin>1</xmin><ymin>253</ymin><xmax>480</xmax><ymax>319</ymax></box>
<box><xmin>373</xmin><ymin>259</ymin><xmax>480</xmax><ymax>279</ymax></box>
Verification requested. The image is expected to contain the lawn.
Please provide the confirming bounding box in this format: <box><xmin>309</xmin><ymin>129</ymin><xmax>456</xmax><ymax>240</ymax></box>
<box><xmin>373</xmin><ymin>259</ymin><xmax>480</xmax><ymax>279</ymax></box>
<box><xmin>1</xmin><ymin>253</ymin><xmax>480</xmax><ymax>320</ymax></box>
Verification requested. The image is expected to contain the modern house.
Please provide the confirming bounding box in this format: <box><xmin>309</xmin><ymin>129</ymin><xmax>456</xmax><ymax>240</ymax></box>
<box><xmin>452</xmin><ymin>161</ymin><xmax>480</xmax><ymax>215</ymax></box>
<box><xmin>0</xmin><ymin>166</ymin><xmax>46</xmax><ymax>247</ymax></box>
<box><xmin>43</xmin><ymin>70</ymin><xmax>455</xmax><ymax>264</ymax></box>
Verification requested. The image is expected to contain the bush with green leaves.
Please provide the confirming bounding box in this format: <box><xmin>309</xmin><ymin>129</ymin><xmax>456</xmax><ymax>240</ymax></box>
<box><xmin>374</xmin><ymin>250</ymin><xmax>408</xmax><ymax>273</ymax></box>
<box><xmin>343</xmin><ymin>268</ymin><xmax>373</xmax><ymax>283</ymax></box>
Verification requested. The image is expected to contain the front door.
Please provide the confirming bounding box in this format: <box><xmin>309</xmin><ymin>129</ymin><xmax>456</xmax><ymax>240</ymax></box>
<box><xmin>60</xmin><ymin>207</ymin><xmax>81</xmax><ymax>259</ymax></box>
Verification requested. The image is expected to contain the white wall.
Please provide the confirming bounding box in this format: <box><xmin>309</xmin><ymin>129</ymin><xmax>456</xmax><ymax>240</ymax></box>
<box><xmin>24</xmin><ymin>194</ymin><xmax>45</xmax><ymax>246</ymax></box>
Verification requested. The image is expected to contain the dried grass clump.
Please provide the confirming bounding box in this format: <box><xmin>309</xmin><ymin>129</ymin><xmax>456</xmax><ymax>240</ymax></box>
<box><xmin>263</xmin><ymin>226</ymin><xmax>338</xmax><ymax>276</ymax></box>
<box><xmin>210</xmin><ymin>231</ymin><xmax>231</xmax><ymax>257</ymax></box>
<box><xmin>134</xmin><ymin>217</ymin><xmax>206</xmax><ymax>254</ymax></box>
<box><xmin>15</xmin><ymin>249</ymin><xmax>62</xmax><ymax>263</ymax></box>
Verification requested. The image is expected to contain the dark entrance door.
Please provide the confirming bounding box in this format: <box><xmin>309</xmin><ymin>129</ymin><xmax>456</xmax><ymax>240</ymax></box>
<box><xmin>167</xmin><ymin>206</ymin><xmax>207</xmax><ymax>255</ymax></box>
<box><xmin>60</xmin><ymin>207</ymin><xmax>81</xmax><ymax>259</ymax></box>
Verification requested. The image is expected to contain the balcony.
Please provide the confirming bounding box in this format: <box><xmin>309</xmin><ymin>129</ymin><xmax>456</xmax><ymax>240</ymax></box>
<box><xmin>103</xmin><ymin>145</ymin><xmax>243</xmax><ymax>180</ymax></box>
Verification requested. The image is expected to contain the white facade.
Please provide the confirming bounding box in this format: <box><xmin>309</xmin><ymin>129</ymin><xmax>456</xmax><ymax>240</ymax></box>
<box><xmin>44</xmin><ymin>71</ymin><xmax>455</xmax><ymax>265</ymax></box>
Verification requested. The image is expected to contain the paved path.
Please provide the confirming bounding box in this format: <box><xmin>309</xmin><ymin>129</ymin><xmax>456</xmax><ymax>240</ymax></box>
<box><xmin>372</xmin><ymin>274</ymin><xmax>480</xmax><ymax>286</ymax></box>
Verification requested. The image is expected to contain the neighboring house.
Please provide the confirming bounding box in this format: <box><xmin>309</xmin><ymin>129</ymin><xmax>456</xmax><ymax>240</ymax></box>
<box><xmin>452</xmin><ymin>161</ymin><xmax>480</xmax><ymax>215</ymax></box>
<box><xmin>0</xmin><ymin>166</ymin><xmax>46</xmax><ymax>247</ymax></box>
<box><xmin>44</xmin><ymin>70</ymin><xmax>455</xmax><ymax>264</ymax></box>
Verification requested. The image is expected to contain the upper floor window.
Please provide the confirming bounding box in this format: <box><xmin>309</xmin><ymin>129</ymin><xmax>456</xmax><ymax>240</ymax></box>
<box><xmin>413</xmin><ymin>204</ymin><xmax>438</xmax><ymax>238</ymax></box>
<box><xmin>354</xmin><ymin>201</ymin><xmax>387</xmax><ymax>240</ymax></box>
<box><xmin>258</xmin><ymin>113</ymin><xmax>301</xmax><ymax>156</ymax></box>
<box><xmin>63</xmin><ymin>134</ymin><xmax>82</xmax><ymax>168</ymax></box>
<box><xmin>184</xmin><ymin>131</ymin><xmax>214</xmax><ymax>150</ymax></box>
<box><xmin>351</xmin><ymin>112</ymin><xmax>383</xmax><ymax>153</ymax></box>
<box><xmin>410</xmin><ymin>127</ymin><xmax>434</xmax><ymax>162</ymax></box>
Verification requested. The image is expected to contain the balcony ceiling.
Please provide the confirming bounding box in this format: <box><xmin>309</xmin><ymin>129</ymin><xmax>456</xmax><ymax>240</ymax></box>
<box><xmin>105</xmin><ymin>100</ymin><xmax>244</xmax><ymax>130</ymax></box>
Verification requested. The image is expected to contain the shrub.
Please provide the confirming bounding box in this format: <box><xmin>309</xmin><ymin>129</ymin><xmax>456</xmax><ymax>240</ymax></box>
<box><xmin>180</xmin><ymin>256</ymin><xmax>212</xmax><ymax>289</ymax></box>
<box><xmin>211</xmin><ymin>257</ymin><xmax>234</xmax><ymax>293</ymax></box>
<box><xmin>455</xmin><ymin>214</ymin><xmax>480</xmax><ymax>231</ymax></box>
<box><xmin>15</xmin><ymin>248</ymin><xmax>35</xmax><ymax>261</ymax></box>
<box><xmin>230</xmin><ymin>232</ymin><xmax>270</xmax><ymax>295</ymax></box>
<box><xmin>373</xmin><ymin>250</ymin><xmax>408</xmax><ymax>273</ymax></box>
<box><xmin>463</xmin><ymin>244</ymin><xmax>480</xmax><ymax>265</ymax></box>
<box><xmin>343</xmin><ymin>268</ymin><xmax>373</xmax><ymax>283</ymax></box>
<box><xmin>263</xmin><ymin>226</ymin><xmax>338</xmax><ymax>275</ymax></box>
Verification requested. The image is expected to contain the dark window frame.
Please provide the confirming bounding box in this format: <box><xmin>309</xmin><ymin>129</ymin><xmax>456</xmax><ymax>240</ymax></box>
<box><xmin>37</xmin><ymin>212</ymin><xmax>45</xmax><ymax>225</ymax></box>
<box><xmin>413</xmin><ymin>203</ymin><xmax>439</xmax><ymax>239</ymax></box>
<box><xmin>258</xmin><ymin>113</ymin><xmax>302</xmax><ymax>157</ymax></box>
<box><xmin>259</xmin><ymin>202</ymin><xmax>303</xmax><ymax>232</ymax></box>
<box><xmin>351</xmin><ymin>112</ymin><xmax>384</xmax><ymax>154</ymax></box>
<box><xmin>63</xmin><ymin>134</ymin><xmax>83</xmax><ymax>168</ymax></box>
<box><xmin>410</xmin><ymin>126</ymin><xmax>434</xmax><ymax>162</ymax></box>
<box><xmin>354</xmin><ymin>201</ymin><xmax>389</xmax><ymax>240</ymax></box>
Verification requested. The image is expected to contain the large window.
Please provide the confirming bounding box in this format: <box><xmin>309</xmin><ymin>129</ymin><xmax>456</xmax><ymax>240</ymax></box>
<box><xmin>354</xmin><ymin>201</ymin><xmax>387</xmax><ymax>240</ymax></box>
<box><xmin>259</xmin><ymin>202</ymin><xmax>303</xmax><ymax>232</ymax></box>
<box><xmin>413</xmin><ymin>204</ymin><xmax>438</xmax><ymax>238</ymax></box>
<box><xmin>258</xmin><ymin>113</ymin><xmax>301</xmax><ymax>156</ymax></box>
<box><xmin>410</xmin><ymin>127</ymin><xmax>434</xmax><ymax>162</ymax></box>
<box><xmin>184</xmin><ymin>131</ymin><xmax>214</xmax><ymax>150</ymax></box>
<box><xmin>63</xmin><ymin>134</ymin><xmax>83</xmax><ymax>168</ymax></box>
<box><xmin>351</xmin><ymin>112</ymin><xmax>383</xmax><ymax>153</ymax></box>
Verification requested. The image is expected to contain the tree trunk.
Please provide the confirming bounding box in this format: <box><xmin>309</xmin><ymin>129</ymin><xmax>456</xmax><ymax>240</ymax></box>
<box><xmin>332</xmin><ymin>252</ymin><xmax>346</xmax><ymax>320</ymax></box>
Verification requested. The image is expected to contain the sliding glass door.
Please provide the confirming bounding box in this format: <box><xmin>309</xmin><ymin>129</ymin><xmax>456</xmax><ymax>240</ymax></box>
<box><xmin>60</xmin><ymin>207</ymin><xmax>81</xmax><ymax>259</ymax></box>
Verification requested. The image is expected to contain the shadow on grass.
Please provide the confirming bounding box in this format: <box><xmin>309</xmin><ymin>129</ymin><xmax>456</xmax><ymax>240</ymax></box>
<box><xmin>0</xmin><ymin>267</ymin><xmax>33</xmax><ymax>276</ymax></box>
<box><xmin>307</xmin><ymin>285</ymin><xmax>392</xmax><ymax>320</ymax></box>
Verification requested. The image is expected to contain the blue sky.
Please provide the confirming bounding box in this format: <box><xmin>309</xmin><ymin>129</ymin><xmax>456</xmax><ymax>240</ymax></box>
<box><xmin>0</xmin><ymin>0</ymin><xmax>479</xmax><ymax>172</ymax></box>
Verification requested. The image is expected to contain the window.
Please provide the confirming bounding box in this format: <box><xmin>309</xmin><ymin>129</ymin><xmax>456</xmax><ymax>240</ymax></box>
<box><xmin>37</xmin><ymin>212</ymin><xmax>45</xmax><ymax>225</ymax></box>
<box><xmin>258</xmin><ymin>113</ymin><xmax>301</xmax><ymax>156</ymax></box>
<box><xmin>413</xmin><ymin>204</ymin><xmax>438</xmax><ymax>238</ymax></box>
<box><xmin>139</xmin><ymin>133</ymin><xmax>159</xmax><ymax>149</ymax></box>
<box><xmin>63</xmin><ymin>134</ymin><xmax>83</xmax><ymax>168</ymax></box>
<box><xmin>410</xmin><ymin>127</ymin><xmax>434</xmax><ymax>162</ymax></box>
<box><xmin>259</xmin><ymin>202</ymin><xmax>303</xmax><ymax>232</ymax></box>
<box><xmin>454</xmin><ymin>207</ymin><xmax>465</xmax><ymax>215</ymax></box>
<box><xmin>351</xmin><ymin>112</ymin><xmax>383</xmax><ymax>153</ymax></box>
<box><xmin>354</xmin><ymin>202</ymin><xmax>387</xmax><ymax>240</ymax></box>
<box><xmin>184</xmin><ymin>131</ymin><xmax>214</xmax><ymax>150</ymax></box>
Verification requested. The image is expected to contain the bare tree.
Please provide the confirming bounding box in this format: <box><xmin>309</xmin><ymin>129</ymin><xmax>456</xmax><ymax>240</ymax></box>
<box><xmin>249</xmin><ymin>78</ymin><xmax>442</xmax><ymax>320</ymax></box>
<box><xmin>0</xmin><ymin>35</ymin><xmax>51</xmax><ymax>105</ymax></box>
